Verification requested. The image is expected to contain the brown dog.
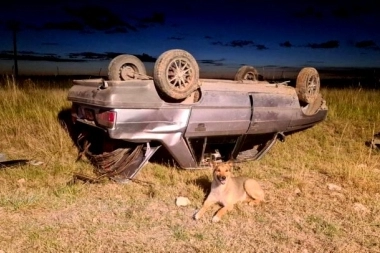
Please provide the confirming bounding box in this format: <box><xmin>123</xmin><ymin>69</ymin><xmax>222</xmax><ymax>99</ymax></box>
<box><xmin>193</xmin><ymin>161</ymin><xmax>264</xmax><ymax>222</ymax></box>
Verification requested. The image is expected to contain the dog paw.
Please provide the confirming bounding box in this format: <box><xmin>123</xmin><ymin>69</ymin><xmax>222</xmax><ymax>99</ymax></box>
<box><xmin>211</xmin><ymin>216</ymin><xmax>220</xmax><ymax>223</ymax></box>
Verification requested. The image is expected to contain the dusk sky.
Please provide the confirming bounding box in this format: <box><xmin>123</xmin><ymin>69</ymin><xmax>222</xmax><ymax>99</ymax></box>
<box><xmin>0</xmin><ymin>0</ymin><xmax>379</xmax><ymax>78</ymax></box>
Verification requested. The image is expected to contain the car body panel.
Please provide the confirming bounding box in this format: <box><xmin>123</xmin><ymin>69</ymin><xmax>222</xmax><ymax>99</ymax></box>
<box><xmin>185</xmin><ymin>89</ymin><xmax>251</xmax><ymax>137</ymax></box>
<box><xmin>67</xmin><ymin>77</ymin><xmax>327</xmax><ymax>175</ymax></box>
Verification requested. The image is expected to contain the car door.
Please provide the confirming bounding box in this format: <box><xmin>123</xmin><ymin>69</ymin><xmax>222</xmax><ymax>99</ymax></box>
<box><xmin>185</xmin><ymin>90</ymin><xmax>251</xmax><ymax>137</ymax></box>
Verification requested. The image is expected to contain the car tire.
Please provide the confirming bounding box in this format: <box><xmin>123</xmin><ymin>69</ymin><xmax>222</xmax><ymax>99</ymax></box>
<box><xmin>154</xmin><ymin>49</ymin><xmax>199</xmax><ymax>100</ymax></box>
<box><xmin>108</xmin><ymin>54</ymin><xmax>147</xmax><ymax>81</ymax></box>
<box><xmin>234</xmin><ymin>65</ymin><xmax>259</xmax><ymax>81</ymax></box>
<box><xmin>296</xmin><ymin>67</ymin><xmax>320</xmax><ymax>104</ymax></box>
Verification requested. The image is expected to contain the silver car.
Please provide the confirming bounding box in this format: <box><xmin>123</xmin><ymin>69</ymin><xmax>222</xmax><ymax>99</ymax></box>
<box><xmin>66</xmin><ymin>49</ymin><xmax>328</xmax><ymax>183</ymax></box>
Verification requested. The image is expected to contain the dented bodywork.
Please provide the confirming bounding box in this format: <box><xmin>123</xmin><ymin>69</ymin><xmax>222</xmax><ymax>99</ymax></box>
<box><xmin>67</xmin><ymin>76</ymin><xmax>327</xmax><ymax>182</ymax></box>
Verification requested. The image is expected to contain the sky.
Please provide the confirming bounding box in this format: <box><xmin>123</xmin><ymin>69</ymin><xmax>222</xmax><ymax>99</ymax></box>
<box><xmin>0</xmin><ymin>0</ymin><xmax>379</xmax><ymax>78</ymax></box>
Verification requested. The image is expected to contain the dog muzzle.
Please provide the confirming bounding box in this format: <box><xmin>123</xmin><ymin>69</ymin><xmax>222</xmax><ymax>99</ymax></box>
<box><xmin>217</xmin><ymin>175</ymin><xmax>227</xmax><ymax>184</ymax></box>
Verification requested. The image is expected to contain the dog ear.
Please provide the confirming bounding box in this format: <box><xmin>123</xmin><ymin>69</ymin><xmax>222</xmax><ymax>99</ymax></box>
<box><xmin>210</xmin><ymin>160</ymin><xmax>217</xmax><ymax>168</ymax></box>
<box><xmin>226</xmin><ymin>160</ymin><xmax>234</xmax><ymax>167</ymax></box>
<box><xmin>225</xmin><ymin>160</ymin><xmax>235</xmax><ymax>172</ymax></box>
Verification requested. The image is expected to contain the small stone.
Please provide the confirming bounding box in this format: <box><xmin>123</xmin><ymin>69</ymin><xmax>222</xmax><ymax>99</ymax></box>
<box><xmin>330</xmin><ymin>192</ymin><xmax>345</xmax><ymax>200</ymax></box>
<box><xmin>18</xmin><ymin>178</ymin><xmax>26</xmax><ymax>183</ymax></box>
<box><xmin>287</xmin><ymin>196</ymin><xmax>294</xmax><ymax>202</ymax></box>
<box><xmin>17</xmin><ymin>178</ymin><xmax>26</xmax><ymax>186</ymax></box>
<box><xmin>353</xmin><ymin>203</ymin><xmax>370</xmax><ymax>214</ymax></box>
<box><xmin>327</xmin><ymin>183</ymin><xmax>342</xmax><ymax>191</ymax></box>
<box><xmin>0</xmin><ymin>153</ymin><xmax>6</xmax><ymax>162</ymax></box>
<box><xmin>29</xmin><ymin>160</ymin><xmax>44</xmax><ymax>166</ymax></box>
<box><xmin>175</xmin><ymin>196</ymin><xmax>191</xmax><ymax>207</ymax></box>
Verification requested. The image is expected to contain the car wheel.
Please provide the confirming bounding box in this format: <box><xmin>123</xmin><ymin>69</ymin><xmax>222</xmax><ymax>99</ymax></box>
<box><xmin>234</xmin><ymin>65</ymin><xmax>259</xmax><ymax>81</ymax></box>
<box><xmin>296</xmin><ymin>67</ymin><xmax>320</xmax><ymax>104</ymax></box>
<box><xmin>154</xmin><ymin>49</ymin><xmax>199</xmax><ymax>100</ymax></box>
<box><xmin>302</xmin><ymin>93</ymin><xmax>323</xmax><ymax>115</ymax></box>
<box><xmin>108</xmin><ymin>54</ymin><xmax>147</xmax><ymax>81</ymax></box>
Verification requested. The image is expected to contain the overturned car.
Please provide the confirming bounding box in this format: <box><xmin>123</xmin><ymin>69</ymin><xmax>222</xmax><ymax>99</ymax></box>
<box><xmin>66</xmin><ymin>49</ymin><xmax>328</xmax><ymax>182</ymax></box>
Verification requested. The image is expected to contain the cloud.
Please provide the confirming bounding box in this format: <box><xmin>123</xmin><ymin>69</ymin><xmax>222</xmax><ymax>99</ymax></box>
<box><xmin>354</xmin><ymin>40</ymin><xmax>380</xmax><ymax>51</ymax></box>
<box><xmin>0</xmin><ymin>50</ymin><xmax>85</xmax><ymax>62</ymax></box>
<box><xmin>43</xmin><ymin>21</ymin><xmax>84</xmax><ymax>31</ymax></box>
<box><xmin>293</xmin><ymin>2</ymin><xmax>375</xmax><ymax>20</ymax></box>
<box><xmin>139</xmin><ymin>12</ymin><xmax>165</xmax><ymax>26</ymax></box>
<box><xmin>280</xmin><ymin>41</ymin><xmax>292</xmax><ymax>48</ymax></box>
<box><xmin>306</xmin><ymin>60</ymin><xmax>325</xmax><ymax>64</ymax></box>
<box><xmin>211</xmin><ymin>39</ymin><xmax>266</xmax><ymax>49</ymax></box>
<box><xmin>293</xmin><ymin>6</ymin><xmax>323</xmax><ymax>18</ymax></box>
<box><xmin>331</xmin><ymin>7</ymin><xmax>350</xmax><ymax>19</ymax></box>
<box><xmin>105</xmin><ymin>27</ymin><xmax>130</xmax><ymax>34</ymax></box>
<box><xmin>332</xmin><ymin>5</ymin><xmax>374</xmax><ymax>19</ymax></box>
<box><xmin>0</xmin><ymin>49</ymin><xmax>157</xmax><ymax>63</ymax></box>
<box><xmin>167</xmin><ymin>36</ymin><xmax>184</xmax><ymax>41</ymax></box>
<box><xmin>199</xmin><ymin>58</ymin><xmax>225</xmax><ymax>66</ymax></box>
<box><xmin>68</xmin><ymin>52</ymin><xmax>110</xmax><ymax>60</ymax></box>
<box><xmin>41</xmin><ymin>42</ymin><xmax>59</xmax><ymax>46</ymax></box>
<box><xmin>306</xmin><ymin>40</ymin><xmax>339</xmax><ymax>49</ymax></box>
<box><xmin>211</xmin><ymin>40</ymin><xmax>254</xmax><ymax>47</ymax></box>
<box><xmin>255</xmin><ymin>44</ymin><xmax>268</xmax><ymax>50</ymax></box>
<box><xmin>64</xmin><ymin>5</ymin><xmax>136</xmax><ymax>33</ymax></box>
<box><xmin>1</xmin><ymin>20</ymin><xmax>22</xmax><ymax>31</ymax></box>
<box><xmin>211</xmin><ymin>41</ymin><xmax>224</xmax><ymax>46</ymax></box>
<box><xmin>134</xmin><ymin>53</ymin><xmax>156</xmax><ymax>62</ymax></box>
<box><xmin>68</xmin><ymin>51</ymin><xmax>157</xmax><ymax>62</ymax></box>
<box><xmin>229</xmin><ymin>40</ymin><xmax>254</xmax><ymax>47</ymax></box>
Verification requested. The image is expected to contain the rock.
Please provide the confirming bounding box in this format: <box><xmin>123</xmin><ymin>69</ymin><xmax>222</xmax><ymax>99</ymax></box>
<box><xmin>353</xmin><ymin>203</ymin><xmax>370</xmax><ymax>214</ymax></box>
<box><xmin>327</xmin><ymin>183</ymin><xmax>342</xmax><ymax>191</ymax></box>
<box><xmin>287</xmin><ymin>196</ymin><xmax>294</xmax><ymax>202</ymax></box>
<box><xmin>17</xmin><ymin>178</ymin><xmax>26</xmax><ymax>187</ymax></box>
<box><xmin>330</xmin><ymin>192</ymin><xmax>345</xmax><ymax>200</ymax></box>
<box><xmin>29</xmin><ymin>160</ymin><xmax>44</xmax><ymax>166</ymax></box>
<box><xmin>0</xmin><ymin>153</ymin><xmax>6</xmax><ymax>162</ymax></box>
<box><xmin>175</xmin><ymin>196</ymin><xmax>191</xmax><ymax>207</ymax></box>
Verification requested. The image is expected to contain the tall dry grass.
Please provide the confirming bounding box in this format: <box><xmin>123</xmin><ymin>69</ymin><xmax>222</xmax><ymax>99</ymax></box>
<box><xmin>0</xmin><ymin>77</ymin><xmax>379</xmax><ymax>252</ymax></box>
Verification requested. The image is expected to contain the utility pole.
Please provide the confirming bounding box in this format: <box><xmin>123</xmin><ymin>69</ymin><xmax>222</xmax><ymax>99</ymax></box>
<box><xmin>7</xmin><ymin>21</ymin><xmax>19</xmax><ymax>78</ymax></box>
<box><xmin>13</xmin><ymin>25</ymin><xmax>18</xmax><ymax>78</ymax></box>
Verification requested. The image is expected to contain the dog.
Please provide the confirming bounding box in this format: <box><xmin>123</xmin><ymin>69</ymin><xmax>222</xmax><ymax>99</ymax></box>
<box><xmin>193</xmin><ymin>161</ymin><xmax>264</xmax><ymax>222</ymax></box>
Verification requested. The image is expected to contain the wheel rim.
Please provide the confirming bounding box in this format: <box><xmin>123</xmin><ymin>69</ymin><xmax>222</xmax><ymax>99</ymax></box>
<box><xmin>167</xmin><ymin>58</ymin><xmax>193</xmax><ymax>90</ymax></box>
<box><xmin>244</xmin><ymin>71</ymin><xmax>256</xmax><ymax>80</ymax></box>
<box><xmin>307</xmin><ymin>75</ymin><xmax>319</xmax><ymax>97</ymax></box>
<box><xmin>120</xmin><ymin>64</ymin><xmax>137</xmax><ymax>80</ymax></box>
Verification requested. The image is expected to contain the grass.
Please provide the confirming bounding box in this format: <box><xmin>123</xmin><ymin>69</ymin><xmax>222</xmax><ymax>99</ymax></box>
<box><xmin>0</xmin><ymin>76</ymin><xmax>379</xmax><ymax>252</ymax></box>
